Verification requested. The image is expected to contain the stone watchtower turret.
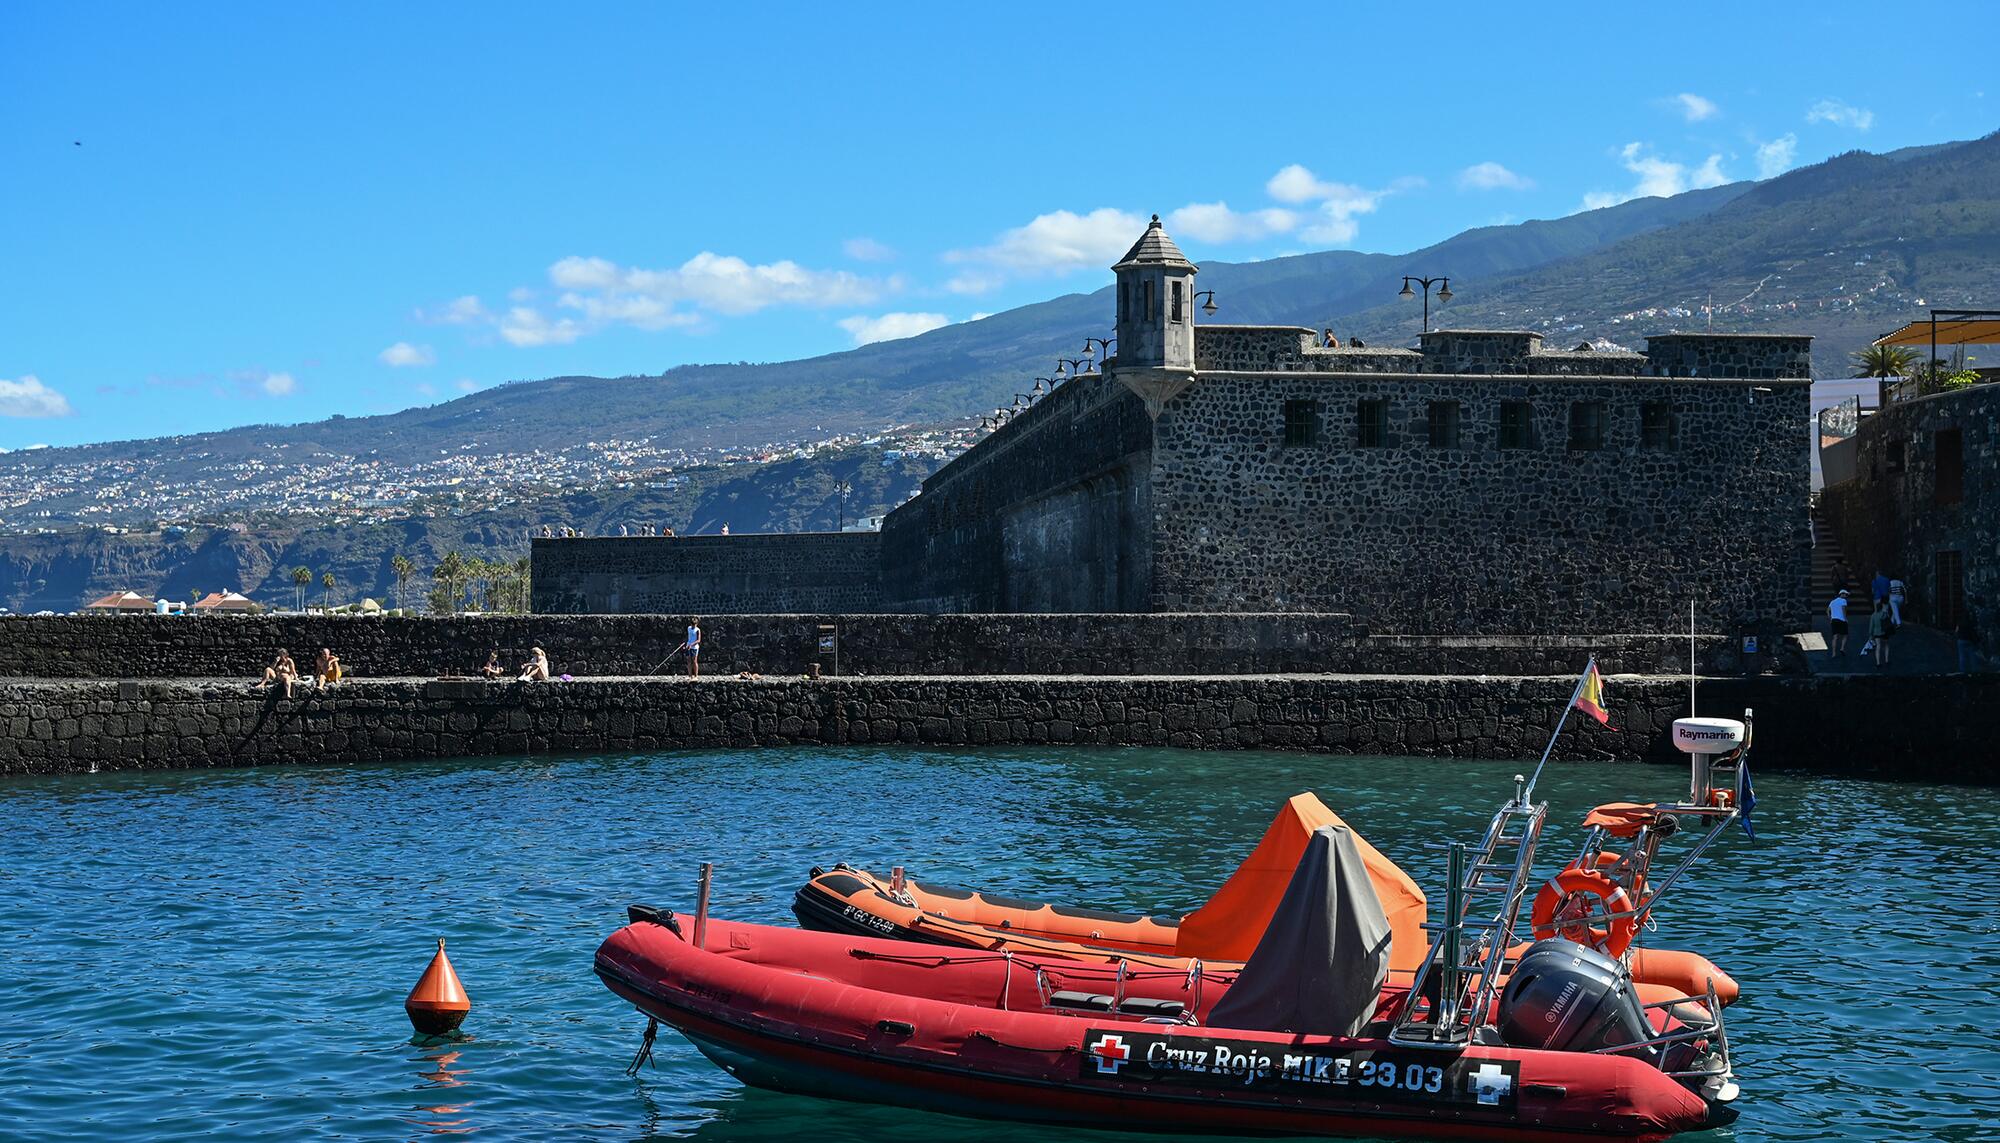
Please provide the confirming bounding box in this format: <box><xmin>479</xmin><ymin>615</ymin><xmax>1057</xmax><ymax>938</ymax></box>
<box><xmin>1111</xmin><ymin>215</ymin><xmax>1199</xmax><ymax>418</ymax></box>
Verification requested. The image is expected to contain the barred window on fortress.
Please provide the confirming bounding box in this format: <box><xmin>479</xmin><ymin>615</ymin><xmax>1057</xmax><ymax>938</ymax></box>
<box><xmin>1568</xmin><ymin>401</ymin><xmax>1606</xmax><ymax>451</ymax></box>
<box><xmin>1171</xmin><ymin>280</ymin><xmax>1184</xmax><ymax>323</ymax></box>
<box><xmin>1356</xmin><ymin>399</ymin><xmax>1389</xmax><ymax>448</ymax></box>
<box><xmin>1498</xmin><ymin>400</ymin><xmax>1533</xmax><ymax>449</ymax></box>
<box><xmin>1143</xmin><ymin>279</ymin><xmax>1155</xmax><ymax>322</ymax></box>
<box><xmin>1282</xmin><ymin>399</ymin><xmax>1319</xmax><ymax>447</ymax></box>
<box><xmin>1640</xmin><ymin>401</ymin><xmax>1677</xmax><ymax>450</ymax></box>
<box><xmin>1426</xmin><ymin>400</ymin><xmax>1461</xmax><ymax>448</ymax></box>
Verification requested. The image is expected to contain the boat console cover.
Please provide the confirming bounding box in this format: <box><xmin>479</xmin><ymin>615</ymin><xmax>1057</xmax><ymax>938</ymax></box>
<box><xmin>1208</xmin><ymin>826</ymin><xmax>1392</xmax><ymax>1037</ymax></box>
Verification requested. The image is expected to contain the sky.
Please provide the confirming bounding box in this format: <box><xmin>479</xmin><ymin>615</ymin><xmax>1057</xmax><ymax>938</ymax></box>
<box><xmin>1</xmin><ymin>2</ymin><xmax>1991</xmax><ymax>451</ymax></box>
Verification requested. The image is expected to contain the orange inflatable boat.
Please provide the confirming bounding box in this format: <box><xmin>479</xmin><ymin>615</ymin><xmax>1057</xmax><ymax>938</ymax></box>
<box><xmin>793</xmin><ymin>792</ymin><xmax>1739</xmax><ymax>1005</ymax></box>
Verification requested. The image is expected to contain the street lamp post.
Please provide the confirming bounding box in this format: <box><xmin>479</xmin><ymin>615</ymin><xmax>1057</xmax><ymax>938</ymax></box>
<box><xmin>834</xmin><ymin>479</ymin><xmax>852</xmax><ymax>532</ymax></box>
<box><xmin>1398</xmin><ymin>275</ymin><xmax>1453</xmax><ymax>333</ymax></box>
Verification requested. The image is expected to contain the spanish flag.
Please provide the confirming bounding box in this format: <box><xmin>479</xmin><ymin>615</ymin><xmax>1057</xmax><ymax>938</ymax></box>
<box><xmin>1574</xmin><ymin>660</ymin><xmax>1612</xmax><ymax>725</ymax></box>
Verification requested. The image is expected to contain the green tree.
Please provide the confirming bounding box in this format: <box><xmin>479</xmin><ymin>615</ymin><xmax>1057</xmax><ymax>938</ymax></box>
<box><xmin>1851</xmin><ymin>343</ymin><xmax>1919</xmax><ymax>380</ymax></box>
<box><xmin>390</xmin><ymin>554</ymin><xmax>414</xmax><ymax>612</ymax></box>
<box><xmin>512</xmin><ymin>556</ymin><xmax>532</xmax><ymax>613</ymax></box>
<box><xmin>290</xmin><ymin>566</ymin><xmax>312</xmax><ymax>612</ymax></box>
<box><xmin>428</xmin><ymin>551</ymin><xmax>466</xmax><ymax>615</ymax></box>
<box><xmin>321</xmin><ymin>570</ymin><xmax>336</xmax><ymax>608</ymax></box>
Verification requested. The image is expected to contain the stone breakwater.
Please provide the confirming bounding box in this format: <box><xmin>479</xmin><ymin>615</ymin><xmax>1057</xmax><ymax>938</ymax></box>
<box><xmin>0</xmin><ymin>614</ymin><xmax>1757</xmax><ymax>681</ymax></box>
<box><xmin>2</xmin><ymin>674</ymin><xmax>1990</xmax><ymax>781</ymax></box>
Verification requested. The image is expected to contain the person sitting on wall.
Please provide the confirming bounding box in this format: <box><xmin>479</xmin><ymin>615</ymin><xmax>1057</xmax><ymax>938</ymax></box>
<box><xmin>1322</xmin><ymin>329</ymin><xmax>1340</xmax><ymax>347</ymax></box>
<box><xmin>519</xmin><ymin>646</ymin><xmax>551</xmax><ymax>682</ymax></box>
<box><xmin>314</xmin><ymin>647</ymin><xmax>343</xmax><ymax>686</ymax></box>
<box><xmin>255</xmin><ymin>649</ymin><xmax>299</xmax><ymax>698</ymax></box>
<box><xmin>480</xmin><ymin>649</ymin><xmax>506</xmax><ymax>679</ymax></box>
<box><xmin>660</xmin><ymin>525</ymin><xmax>675</xmax><ymax>537</ymax></box>
<box><xmin>683</xmin><ymin>619</ymin><xmax>702</xmax><ymax>679</ymax></box>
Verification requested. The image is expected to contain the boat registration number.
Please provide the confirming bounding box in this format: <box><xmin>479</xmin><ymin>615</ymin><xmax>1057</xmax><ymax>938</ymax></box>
<box><xmin>1080</xmin><ymin>1029</ymin><xmax>1518</xmax><ymax>1110</ymax></box>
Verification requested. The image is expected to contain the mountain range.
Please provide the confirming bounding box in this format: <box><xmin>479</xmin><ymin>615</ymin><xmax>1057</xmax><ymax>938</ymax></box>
<box><xmin>3</xmin><ymin>131</ymin><xmax>1995</xmax><ymax>611</ymax></box>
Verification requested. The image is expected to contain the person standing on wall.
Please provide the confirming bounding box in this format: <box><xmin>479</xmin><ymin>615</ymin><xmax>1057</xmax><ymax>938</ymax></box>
<box><xmin>684</xmin><ymin>618</ymin><xmax>702</xmax><ymax>679</ymax></box>
<box><xmin>1827</xmin><ymin>589</ymin><xmax>1851</xmax><ymax>658</ymax></box>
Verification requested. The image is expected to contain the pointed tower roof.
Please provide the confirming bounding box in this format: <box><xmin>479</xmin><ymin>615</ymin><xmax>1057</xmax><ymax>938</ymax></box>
<box><xmin>1113</xmin><ymin>214</ymin><xmax>1195</xmax><ymax>271</ymax></box>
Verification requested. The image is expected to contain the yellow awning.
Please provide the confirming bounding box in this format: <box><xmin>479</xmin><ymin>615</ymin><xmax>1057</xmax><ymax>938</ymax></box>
<box><xmin>1875</xmin><ymin>319</ymin><xmax>2000</xmax><ymax>347</ymax></box>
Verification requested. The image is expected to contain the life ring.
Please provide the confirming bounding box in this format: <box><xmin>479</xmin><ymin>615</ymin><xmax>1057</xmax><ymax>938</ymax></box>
<box><xmin>1531</xmin><ymin>865</ymin><xmax>1638</xmax><ymax>956</ymax></box>
<box><xmin>1592</xmin><ymin>850</ymin><xmax>1645</xmax><ymax>898</ymax></box>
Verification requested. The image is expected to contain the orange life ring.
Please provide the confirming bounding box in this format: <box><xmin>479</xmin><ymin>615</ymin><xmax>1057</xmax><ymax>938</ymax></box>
<box><xmin>1531</xmin><ymin>865</ymin><xmax>1638</xmax><ymax>957</ymax></box>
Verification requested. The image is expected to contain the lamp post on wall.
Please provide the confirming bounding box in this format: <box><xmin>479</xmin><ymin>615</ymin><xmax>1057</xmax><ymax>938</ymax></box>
<box><xmin>1191</xmin><ymin>289</ymin><xmax>1219</xmax><ymax>316</ymax></box>
<box><xmin>1398</xmin><ymin>275</ymin><xmax>1453</xmax><ymax>333</ymax></box>
<box><xmin>1080</xmin><ymin>337</ymin><xmax>1115</xmax><ymax>374</ymax></box>
<box><xmin>833</xmin><ymin>479</ymin><xmax>852</xmax><ymax>532</ymax></box>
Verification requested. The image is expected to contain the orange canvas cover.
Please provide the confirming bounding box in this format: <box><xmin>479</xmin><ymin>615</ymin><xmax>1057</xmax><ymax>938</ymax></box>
<box><xmin>1174</xmin><ymin>792</ymin><xmax>1428</xmax><ymax>973</ymax></box>
<box><xmin>1582</xmin><ymin>802</ymin><xmax>1659</xmax><ymax>838</ymax></box>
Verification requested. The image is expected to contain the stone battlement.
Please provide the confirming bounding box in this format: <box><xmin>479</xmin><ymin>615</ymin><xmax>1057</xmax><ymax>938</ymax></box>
<box><xmin>1194</xmin><ymin>326</ymin><xmax>1809</xmax><ymax>380</ymax></box>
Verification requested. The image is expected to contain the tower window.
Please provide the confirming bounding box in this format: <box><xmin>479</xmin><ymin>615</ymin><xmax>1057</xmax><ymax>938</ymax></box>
<box><xmin>1427</xmin><ymin>400</ymin><xmax>1461</xmax><ymax>448</ymax></box>
<box><xmin>1568</xmin><ymin>401</ymin><xmax>1606</xmax><ymax>451</ymax></box>
<box><xmin>1356</xmin><ymin>399</ymin><xmax>1388</xmax><ymax>448</ymax></box>
<box><xmin>1640</xmin><ymin>401</ymin><xmax>1676</xmax><ymax>450</ymax></box>
<box><xmin>1118</xmin><ymin>281</ymin><xmax>1128</xmax><ymax>325</ymax></box>
<box><xmin>1498</xmin><ymin>400</ymin><xmax>1533</xmax><ymax>449</ymax></box>
<box><xmin>1171</xmin><ymin>280</ymin><xmax>1184</xmax><ymax>323</ymax></box>
<box><xmin>1143</xmin><ymin>279</ymin><xmax>1155</xmax><ymax>323</ymax></box>
<box><xmin>1282</xmin><ymin>399</ymin><xmax>1319</xmax><ymax>447</ymax></box>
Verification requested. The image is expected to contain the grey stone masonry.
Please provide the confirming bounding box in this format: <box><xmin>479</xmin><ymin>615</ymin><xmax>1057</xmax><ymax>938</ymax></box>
<box><xmin>2</xmin><ymin>673</ymin><xmax>1992</xmax><ymax>780</ymax></box>
<box><xmin>0</xmin><ymin>613</ymin><xmax>1760</xmax><ymax>680</ymax></box>
<box><xmin>532</xmin><ymin>532</ymin><xmax>883</xmax><ymax>615</ymax></box>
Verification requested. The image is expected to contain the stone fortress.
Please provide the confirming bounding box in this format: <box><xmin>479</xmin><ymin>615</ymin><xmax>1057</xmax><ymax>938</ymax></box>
<box><xmin>536</xmin><ymin>217</ymin><xmax>1813</xmax><ymax>643</ymax></box>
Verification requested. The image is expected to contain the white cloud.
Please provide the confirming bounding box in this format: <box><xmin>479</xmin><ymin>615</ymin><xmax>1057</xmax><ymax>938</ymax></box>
<box><xmin>1582</xmin><ymin>142</ymin><xmax>1729</xmax><ymax>209</ymax></box>
<box><xmin>1262</xmin><ymin>165</ymin><xmax>1397</xmax><ymax>246</ymax></box>
<box><xmin>0</xmin><ymin>375</ymin><xmax>72</xmax><ymax>418</ymax></box>
<box><xmin>456</xmin><ymin>378</ymin><xmax>478</xmax><ymax>393</ymax></box>
<box><xmin>416</xmin><ymin>295</ymin><xmax>487</xmax><ymax>325</ymax></box>
<box><xmin>945</xmin><ymin>208</ymin><xmax>1145</xmax><ymax>280</ymax></box>
<box><xmin>548</xmin><ymin>251</ymin><xmax>885</xmax><ymax>320</ymax></box>
<box><xmin>946</xmin><ymin>271</ymin><xmax>1006</xmax><ymax>296</ymax></box>
<box><xmin>1674</xmin><ymin>93</ymin><xmax>1719</xmax><ymax>122</ymax></box>
<box><xmin>378</xmin><ymin>341</ymin><xmax>436</xmax><ymax>367</ymax></box>
<box><xmin>1458</xmin><ymin>161</ymin><xmax>1535</xmax><ymax>191</ymax></box>
<box><xmin>261</xmin><ymin>372</ymin><xmax>296</xmax><ymax>396</ymax></box>
<box><xmin>498</xmin><ymin>307</ymin><xmax>584</xmax><ymax>347</ymax></box>
<box><xmin>967</xmin><ymin>312</ymin><xmax>992</xmax><ymax>321</ymax></box>
<box><xmin>838</xmin><ymin>311</ymin><xmax>951</xmax><ymax>345</ymax></box>
<box><xmin>1806</xmin><ymin>98</ymin><xmax>1874</xmax><ymax>130</ymax></box>
<box><xmin>1756</xmin><ymin>133</ymin><xmax>1798</xmax><ymax>179</ymax></box>
<box><xmin>1165</xmin><ymin>202</ymin><xmax>1298</xmax><ymax>243</ymax></box>
<box><xmin>415</xmin><ymin>382</ymin><xmax>437</xmax><ymax>397</ymax></box>
<box><xmin>843</xmin><ymin>237</ymin><xmax>896</xmax><ymax>262</ymax></box>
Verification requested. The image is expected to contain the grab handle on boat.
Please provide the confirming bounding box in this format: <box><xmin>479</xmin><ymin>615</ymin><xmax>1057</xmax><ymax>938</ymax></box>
<box><xmin>694</xmin><ymin>862</ymin><xmax>713</xmax><ymax>950</ymax></box>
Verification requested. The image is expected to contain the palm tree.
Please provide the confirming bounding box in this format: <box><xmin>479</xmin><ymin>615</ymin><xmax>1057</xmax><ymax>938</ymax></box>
<box><xmin>513</xmin><ymin>556</ymin><xmax>532</xmax><ymax>613</ymax></box>
<box><xmin>430</xmin><ymin>551</ymin><xmax>466</xmax><ymax>615</ymax></box>
<box><xmin>1852</xmin><ymin>344</ymin><xmax>1919</xmax><ymax>404</ymax></box>
<box><xmin>322</xmin><ymin>571</ymin><xmax>336</xmax><ymax>608</ymax></box>
<box><xmin>390</xmin><ymin>554</ymin><xmax>414</xmax><ymax>612</ymax></box>
<box><xmin>291</xmin><ymin>566</ymin><xmax>313</xmax><ymax>612</ymax></box>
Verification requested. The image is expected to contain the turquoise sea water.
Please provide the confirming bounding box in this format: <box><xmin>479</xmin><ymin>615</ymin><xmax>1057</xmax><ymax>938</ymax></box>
<box><xmin>1</xmin><ymin>747</ymin><xmax>1995</xmax><ymax>1142</ymax></box>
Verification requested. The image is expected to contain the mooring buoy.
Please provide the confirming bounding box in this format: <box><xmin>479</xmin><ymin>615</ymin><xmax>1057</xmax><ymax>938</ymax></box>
<box><xmin>405</xmin><ymin>937</ymin><xmax>471</xmax><ymax>1036</ymax></box>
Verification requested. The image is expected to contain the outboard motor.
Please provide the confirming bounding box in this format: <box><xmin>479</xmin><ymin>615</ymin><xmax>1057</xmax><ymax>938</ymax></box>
<box><xmin>1497</xmin><ymin>939</ymin><xmax>1655</xmax><ymax>1061</ymax></box>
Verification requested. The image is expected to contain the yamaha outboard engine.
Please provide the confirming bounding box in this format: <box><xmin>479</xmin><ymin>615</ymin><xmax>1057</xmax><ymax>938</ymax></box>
<box><xmin>1497</xmin><ymin>939</ymin><xmax>1655</xmax><ymax>1061</ymax></box>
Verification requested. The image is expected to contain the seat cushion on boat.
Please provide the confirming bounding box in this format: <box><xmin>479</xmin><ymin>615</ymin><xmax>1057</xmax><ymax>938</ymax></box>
<box><xmin>1048</xmin><ymin>991</ymin><xmax>1114</xmax><ymax>1011</ymax></box>
<box><xmin>1047</xmin><ymin>991</ymin><xmax>1185</xmax><ymax>1018</ymax></box>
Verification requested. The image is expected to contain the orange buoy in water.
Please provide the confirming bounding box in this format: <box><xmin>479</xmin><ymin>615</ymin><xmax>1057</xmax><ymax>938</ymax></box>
<box><xmin>405</xmin><ymin>938</ymin><xmax>471</xmax><ymax>1036</ymax></box>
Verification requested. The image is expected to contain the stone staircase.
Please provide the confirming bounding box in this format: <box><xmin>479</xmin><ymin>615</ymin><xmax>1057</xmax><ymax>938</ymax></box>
<box><xmin>1811</xmin><ymin>503</ymin><xmax>1870</xmax><ymax>617</ymax></box>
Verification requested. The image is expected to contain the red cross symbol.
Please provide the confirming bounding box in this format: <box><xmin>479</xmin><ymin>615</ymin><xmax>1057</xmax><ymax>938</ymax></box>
<box><xmin>1089</xmin><ymin>1034</ymin><xmax>1132</xmax><ymax>1075</ymax></box>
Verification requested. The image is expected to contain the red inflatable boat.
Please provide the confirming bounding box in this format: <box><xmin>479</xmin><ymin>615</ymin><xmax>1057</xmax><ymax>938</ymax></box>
<box><xmin>595</xmin><ymin>911</ymin><xmax>1735</xmax><ymax>1141</ymax></box>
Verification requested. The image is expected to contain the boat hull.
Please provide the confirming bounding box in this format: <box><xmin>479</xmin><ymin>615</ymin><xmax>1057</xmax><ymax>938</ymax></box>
<box><xmin>596</xmin><ymin>915</ymin><xmax>1730</xmax><ymax>1141</ymax></box>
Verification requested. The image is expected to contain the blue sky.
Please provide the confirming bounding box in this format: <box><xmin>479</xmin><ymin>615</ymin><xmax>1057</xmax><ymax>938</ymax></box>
<box><xmin>0</xmin><ymin>1</ymin><xmax>1988</xmax><ymax>450</ymax></box>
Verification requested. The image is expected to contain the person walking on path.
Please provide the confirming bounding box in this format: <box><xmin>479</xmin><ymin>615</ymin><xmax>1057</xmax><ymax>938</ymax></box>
<box><xmin>1869</xmin><ymin>604</ymin><xmax>1894</xmax><ymax>670</ymax></box>
<box><xmin>1957</xmin><ymin>607</ymin><xmax>1984</xmax><ymax>674</ymax></box>
<box><xmin>684</xmin><ymin>618</ymin><xmax>702</xmax><ymax>678</ymax></box>
<box><xmin>1887</xmin><ymin>575</ymin><xmax>1907</xmax><ymax>626</ymax></box>
<box><xmin>1827</xmin><ymin>590</ymin><xmax>1851</xmax><ymax>657</ymax></box>
<box><xmin>1871</xmin><ymin>569</ymin><xmax>1891</xmax><ymax>607</ymax></box>
<box><xmin>1830</xmin><ymin>558</ymin><xmax>1853</xmax><ymax>599</ymax></box>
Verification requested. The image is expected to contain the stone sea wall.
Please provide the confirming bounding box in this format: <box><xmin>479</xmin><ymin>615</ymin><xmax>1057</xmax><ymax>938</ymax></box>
<box><xmin>2</xmin><ymin>673</ymin><xmax>1991</xmax><ymax>780</ymax></box>
<box><xmin>0</xmin><ymin>613</ymin><xmax>1752</xmax><ymax>681</ymax></box>
<box><xmin>530</xmin><ymin>532</ymin><xmax>884</xmax><ymax>615</ymax></box>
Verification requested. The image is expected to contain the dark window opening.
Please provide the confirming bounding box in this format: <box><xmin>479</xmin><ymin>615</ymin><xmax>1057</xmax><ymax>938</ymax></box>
<box><xmin>1937</xmin><ymin>550</ymin><xmax>1965</xmax><ymax>629</ymax></box>
<box><xmin>1118</xmin><ymin>282</ymin><xmax>1128</xmax><ymax>325</ymax></box>
<box><xmin>1886</xmin><ymin>438</ymin><xmax>1905</xmax><ymax>474</ymax></box>
<box><xmin>1170</xmin><ymin>280</ymin><xmax>1184</xmax><ymax>323</ymax></box>
<box><xmin>1427</xmin><ymin>400</ymin><xmax>1461</xmax><ymax>448</ymax></box>
<box><xmin>1499</xmin><ymin>400</ymin><xmax>1533</xmax><ymax>449</ymax></box>
<box><xmin>1568</xmin><ymin>401</ymin><xmax>1606</xmax><ymax>451</ymax></box>
<box><xmin>1356</xmin><ymin>399</ymin><xmax>1389</xmax><ymax>448</ymax></box>
<box><xmin>1936</xmin><ymin>428</ymin><xmax>1963</xmax><ymax>505</ymax></box>
<box><xmin>1282</xmin><ymin>399</ymin><xmax>1319</xmax><ymax>448</ymax></box>
<box><xmin>1640</xmin><ymin>401</ymin><xmax>1676</xmax><ymax>450</ymax></box>
<box><xmin>1142</xmin><ymin>279</ymin><xmax>1155</xmax><ymax>322</ymax></box>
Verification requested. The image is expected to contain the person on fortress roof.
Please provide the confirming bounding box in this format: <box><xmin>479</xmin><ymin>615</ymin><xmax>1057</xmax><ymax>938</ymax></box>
<box><xmin>1323</xmin><ymin>329</ymin><xmax>1339</xmax><ymax>347</ymax></box>
<box><xmin>255</xmin><ymin>649</ymin><xmax>298</xmax><ymax>698</ymax></box>
<box><xmin>480</xmin><ymin>649</ymin><xmax>506</xmax><ymax>680</ymax></box>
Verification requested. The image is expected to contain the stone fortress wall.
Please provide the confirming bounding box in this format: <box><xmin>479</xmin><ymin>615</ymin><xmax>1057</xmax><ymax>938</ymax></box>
<box><xmin>1821</xmin><ymin>383</ymin><xmax>2000</xmax><ymax>656</ymax></box>
<box><xmin>531</xmin><ymin>532</ymin><xmax>883</xmax><ymax>615</ymax></box>
<box><xmin>0</xmin><ymin>613</ymin><xmax>1756</xmax><ymax>681</ymax></box>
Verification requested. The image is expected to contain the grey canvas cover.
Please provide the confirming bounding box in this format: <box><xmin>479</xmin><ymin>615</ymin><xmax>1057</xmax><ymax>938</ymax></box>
<box><xmin>1207</xmin><ymin>824</ymin><xmax>1392</xmax><ymax>1036</ymax></box>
